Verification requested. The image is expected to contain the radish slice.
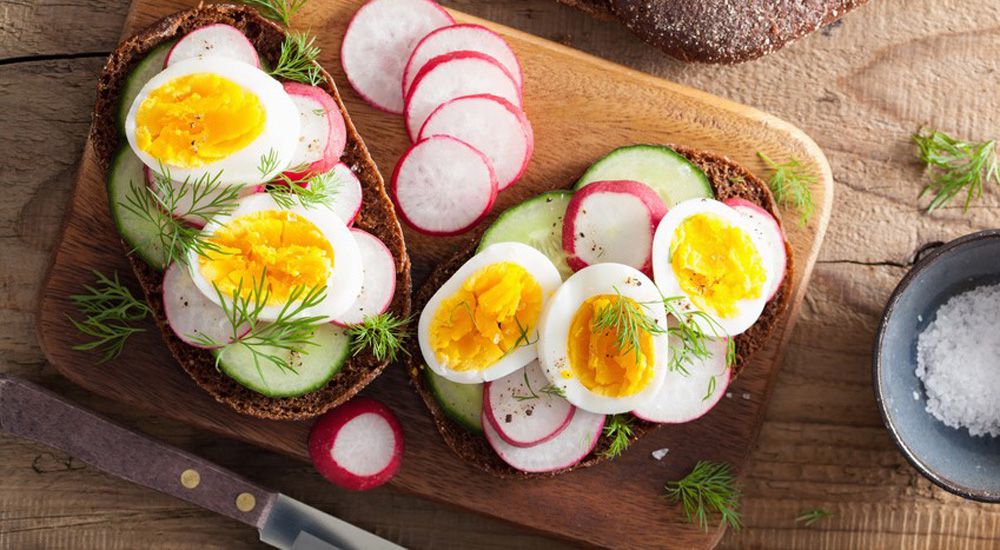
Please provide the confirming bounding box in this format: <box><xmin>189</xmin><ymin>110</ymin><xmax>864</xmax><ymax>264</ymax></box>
<box><xmin>392</xmin><ymin>135</ymin><xmax>497</xmax><ymax>236</ymax></box>
<box><xmin>144</xmin><ymin>166</ymin><xmax>251</xmax><ymax>228</ymax></box>
<box><xmin>404</xmin><ymin>51</ymin><xmax>521</xmax><ymax>141</ymax></box>
<box><xmin>328</xmin><ymin>163</ymin><xmax>364</xmax><ymax>226</ymax></box>
<box><xmin>332</xmin><ymin>229</ymin><xmax>397</xmax><ymax>326</ymax></box>
<box><xmin>162</xmin><ymin>262</ymin><xmax>249</xmax><ymax>348</ymax></box>
<box><xmin>309</xmin><ymin>397</ymin><xmax>404</xmax><ymax>490</ymax></box>
<box><xmin>282</xmin><ymin>82</ymin><xmax>347</xmax><ymax>180</ymax></box>
<box><xmin>402</xmin><ymin>24</ymin><xmax>523</xmax><ymax>97</ymax></box>
<box><xmin>723</xmin><ymin>197</ymin><xmax>787</xmax><ymax>301</ymax></box>
<box><xmin>341</xmin><ymin>0</ymin><xmax>454</xmax><ymax>113</ymax></box>
<box><xmin>483</xmin><ymin>407</ymin><xmax>605</xmax><ymax>473</ymax></box>
<box><xmin>165</xmin><ymin>24</ymin><xmax>260</xmax><ymax>68</ymax></box>
<box><xmin>484</xmin><ymin>361</ymin><xmax>575</xmax><ymax>447</ymax></box>
<box><xmin>632</xmin><ymin>336</ymin><xmax>731</xmax><ymax>423</ymax></box>
<box><xmin>419</xmin><ymin>94</ymin><xmax>533</xmax><ymax>191</ymax></box>
<box><xmin>562</xmin><ymin>180</ymin><xmax>668</xmax><ymax>273</ymax></box>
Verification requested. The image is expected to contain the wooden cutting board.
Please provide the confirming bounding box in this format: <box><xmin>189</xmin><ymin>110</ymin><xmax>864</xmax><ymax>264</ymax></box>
<box><xmin>36</xmin><ymin>0</ymin><xmax>833</xmax><ymax>547</ymax></box>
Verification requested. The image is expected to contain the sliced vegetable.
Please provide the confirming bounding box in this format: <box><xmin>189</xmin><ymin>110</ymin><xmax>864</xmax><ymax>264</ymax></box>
<box><xmin>327</xmin><ymin>163</ymin><xmax>364</xmax><ymax>226</ymax></box>
<box><xmin>309</xmin><ymin>397</ymin><xmax>404</xmax><ymax>490</ymax></box>
<box><xmin>723</xmin><ymin>197</ymin><xmax>787</xmax><ymax>300</ymax></box>
<box><xmin>478</xmin><ymin>191</ymin><xmax>574</xmax><ymax>279</ymax></box>
<box><xmin>144</xmin><ymin>166</ymin><xmax>249</xmax><ymax>228</ymax></box>
<box><xmin>117</xmin><ymin>41</ymin><xmax>175</xmax><ymax>132</ymax></box>
<box><xmin>165</xmin><ymin>24</ymin><xmax>260</xmax><ymax>68</ymax></box>
<box><xmin>631</xmin><ymin>336</ymin><xmax>731</xmax><ymax>424</ymax></box>
<box><xmin>575</xmin><ymin>144</ymin><xmax>713</xmax><ymax>207</ymax></box>
<box><xmin>403</xmin><ymin>23</ymin><xmax>522</xmax><ymax>96</ymax></box>
<box><xmin>107</xmin><ymin>147</ymin><xmax>167</xmax><ymax>269</ymax></box>
<box><xmin>162</xmin><ymin>262</ymin><xmax>249</xmax><ymax>348</ymax></box>
<box><xmin>482</xmin><ymin>407</ymin><xmax>605</xmax><ymax>473</ymax></box>
<box><xmin>282</xmin><ymin>82</ymin><xmax>346</xmax><ymax>180</ymax></box>
<box><xmin>332</xmin><ymin>229</ymin><xmax>397</xmax><ymax>327</ymax></box>
<box><xmin>483</xmin><ymin>361</ymin><xmax>575</xmax><ymax>447</ymax></box>
<box><xmin>425</xmin><ymin>367</ymin><xmax>483</xmax><ymax>432</ymax></box>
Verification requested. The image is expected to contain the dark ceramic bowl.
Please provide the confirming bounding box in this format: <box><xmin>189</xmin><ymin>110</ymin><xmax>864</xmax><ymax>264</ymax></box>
<box><xmin>874</xmin><ymin>229</ymin><xmax>1000</xmax><ymax>502</ymax></box>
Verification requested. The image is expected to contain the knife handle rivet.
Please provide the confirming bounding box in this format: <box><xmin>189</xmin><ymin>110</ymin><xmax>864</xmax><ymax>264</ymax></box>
<box><xmin>180</xmin><ymin>469</ymin><xmax>200</xmax><ymax>489</ymax></box>
<box><xmin>236</xmin><ymin>492</ymin><xmax>256</xmax><ymax>513</ymax></box>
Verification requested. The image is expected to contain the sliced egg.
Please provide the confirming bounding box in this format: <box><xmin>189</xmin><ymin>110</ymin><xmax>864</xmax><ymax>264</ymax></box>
<box><xmin>124</xmin><ymin>57</ymin><xmax>300</xmax><ymax>186</ymax></box>
<box><xmin>651</xmin><ymin>198</ymin><xmax>774</xmax><ymax>336</ymax></box>
<box><xmin>418</xmin><ymin>242</ymin><xmax>563</xmax><ymax>384</ymax></box>
<box><xmin>187</xmin><ymin>193</ymin><xmax>362</xmax><ymax>322</ymax></box>
<box><xmin>536</xmin><ymin>263</ymin><xmax>670</xmax><ymax>415</ymax></box>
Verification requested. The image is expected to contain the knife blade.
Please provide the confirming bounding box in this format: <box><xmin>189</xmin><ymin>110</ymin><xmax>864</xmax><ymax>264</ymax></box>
<box><xmin>0</xmin><ymin>375</ymin><xmax>403</xmax><ymax>550</ymax></box>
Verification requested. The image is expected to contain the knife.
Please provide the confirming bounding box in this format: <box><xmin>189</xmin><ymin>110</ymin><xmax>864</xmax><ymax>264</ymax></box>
<box><xmin>0</xmin><ymin>375</ymin><xmax>404</xmax><ymax>550</ymax></box>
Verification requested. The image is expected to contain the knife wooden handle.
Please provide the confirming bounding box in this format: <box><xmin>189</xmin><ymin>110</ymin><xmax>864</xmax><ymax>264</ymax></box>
<box><xmin>0</xmin><ymin>375</ymin><xmax>275</xmax><ymax>527</ymax></box>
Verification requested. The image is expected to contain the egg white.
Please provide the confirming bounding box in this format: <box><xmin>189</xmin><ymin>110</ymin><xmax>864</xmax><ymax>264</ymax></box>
<box><xmin>536</xmin><ymin>263</ymin><xmax>670</xmax><ymax>415</ymax></box>
<box><xmin>187</xmin><ymin>193</ymin><xmax>363</xmax><ymax>322</ymax></box>
<box><xmin>124</xmin><ymin>56</ymin><xmax>300</xmax><ymax>187</ymax></box>
<box><xmin>651</xmin><ymin>198</ymin><xmax>775</xmax><ymax>337</ymax></box>
<box><xmin>418</xmin><ymin>242</ymin><xmax>563</xmax><ymax>384</ymax></box>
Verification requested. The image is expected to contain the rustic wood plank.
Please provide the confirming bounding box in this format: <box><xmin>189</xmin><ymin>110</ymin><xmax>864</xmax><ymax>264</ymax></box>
<box><xmin>4</xmin><ymin>0</ymin><xmax>1000</xmax><ymax>548</ymax></box>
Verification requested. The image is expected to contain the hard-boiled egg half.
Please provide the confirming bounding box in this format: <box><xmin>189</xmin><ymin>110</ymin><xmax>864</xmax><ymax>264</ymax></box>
<box><xmin>418</xmin><ymin>242</ymin><xmax>563</xmax><ymax>384</ymax></box>
<box><xmin>537</xmin><ymin>263</ymin><xmax>670</xmax><ymax>415</ymax></box>
<box><xmin>651</xmin><ymin>198</ymin><xmax>777</xmax><ymax>336</ymax></box>
<box><xmin>124</xmin><ymin>57</ymin><xmax>300</xmax><ymax>186</ymax></box>
<box><xmin>188</xmin><ymin>193</ymin><xmax>363</xmax><ymax>322</ymax></box>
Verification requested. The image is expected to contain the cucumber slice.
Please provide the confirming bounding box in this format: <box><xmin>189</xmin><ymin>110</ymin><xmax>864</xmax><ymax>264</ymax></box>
<box><xmin>574</xmin><ymin>144</ymin><xmax>713</xmax><ymax>207</ymax></box>
<box><xmin>478</xmin><ymin>190</ymin><xmax>573</xmax><ymax>279</ymax></box>
<box><xmin>107</xmin><ymin>147</ymin><xmax>168</xmax><ymax>269</ymax></box>
<box><xmin>217</xmin><ymin>323</ymin><xmax>350</xmax><ymax>398</ymax></box>
<box><xmin>117</xmin><ymin>41</ymin><xmax>175</xmax><ymax>133</ymax></box>
<box><xmin>425</xmin><ymin>367</ymin><xmax>483</xmax><ymax>433</ymax></box>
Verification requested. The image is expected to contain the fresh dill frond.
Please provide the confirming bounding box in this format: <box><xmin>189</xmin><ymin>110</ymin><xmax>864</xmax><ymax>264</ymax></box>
<box><xmin>758</xmin><ymin>152</ymin><xmax>816</xmax><ymax>225</ymax></box>
<box><xmin>591</xmin><ymin>287</ymin><xmax>666</xmax><ymax>361</ymax></box>
<box><xmin>795</xmin><ymin>508</ymin><xmax>833</xmax><ymax>527</ymax></box>
<box><xmin>267</xmin><ymin>167</ymin><xmax>342</xmax><ymax>209</ymax></box>
<box><xmin>540</xmin><ymin>383</ymin><xmax>567</xmax><ymax>398</ymax></box>
<box><xmin>599</xmin><ymin>414</ymin><xmax>635</xmax><ymax>460</ymax></box>
<box><xmin>258</xmin><ymin>148</ymin><xmax>281</xmax><ymax>179</ymax></box>
<box><xmin>665</xmin><ymin>461</ymin><xmax>742</xmax><ymax>532</ymax></box>
<box><xmin>703</xmin><ymin>375</ymin><xmax>717</xmax><ymax>402</ymax></box>
<box><xmin>346</xmin><ymin>312</ymin><xmax>411</xmax><ymax>363</ymax></box>
<box><xmin>662</xmin><ymin>296</ymin><xmax>735</xmax><ymax>376</ymax></box>
<box><xmin>913</xmin><ymin>128</ymin><xmax>999</xmax><ymax>212</ymax></box>
<box><xmin>69</xmin><ymin>271</ymin><xmax>151</xmax><ymax>363</ymax></box>
<box><xmin>511</xmin><ymin>370</ymin><xmax>568</xmax><ymax>401</ymax></box>
<box><xmin>269</xmin><ymin>32</ymin><xmax>322</xmax><ymax>86</ymax></box>
<box><xmin>242</xmin><ymin>0</ymin><xmax>308</xmax><ymax>26</ymax></box>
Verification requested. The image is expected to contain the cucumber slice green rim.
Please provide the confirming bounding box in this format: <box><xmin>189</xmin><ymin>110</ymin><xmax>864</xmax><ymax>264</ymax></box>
<box><xmin>574</xmin><ymin>144</ymin><xmax>713</xmax><ymax>207</ymax></box>
<box><xmin>116</xmin><ymin>41</ymin><xmax>175</xmax><ymax>135</ymax></box>
<box><xmin>216</xmin><ymin>323</ymin><xmax>350</xmax><ymax>398</ymax></box>
<box><xmin>425</xmin><ymin>367</ymin><xmax>483</xmax><ymax>433</ymax></box>
<box><xmin>107</xmin><ymin>147</ymin><xmax>169</xmax><ymax>270</ymax></box>
<box><xmin>478</xmin><ymin>190</ymin><xmax>574</xmax><ymax>279</ymax></box>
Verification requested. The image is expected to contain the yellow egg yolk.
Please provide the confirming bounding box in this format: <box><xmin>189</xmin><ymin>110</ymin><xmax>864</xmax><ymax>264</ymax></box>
<box><xmin>199</xmin><ymin>211</ymin><xmax>333</xmax><ymax>304</ymax></box>
<box><xmin>567</xmin><ymin>295</ymin><xmax>656</xmax><ymax>397</ymax></box>
<box><xmin>670</xmin><ymin>213</ymin><xmax>767</xmax><ymax>318</ymax></box>
<box><xmin>429</xmin><ymin>262</ymin><xmax>543</xmax><ymax>372</ymax></box>
<box><xmin>135</xmin><ymin>73</ymin><xmax>266</xmax><ymax>168</ymax></box>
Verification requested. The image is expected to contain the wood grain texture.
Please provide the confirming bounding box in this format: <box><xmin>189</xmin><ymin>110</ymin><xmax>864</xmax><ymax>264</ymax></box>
<box><xmin>6</xmin><ymin>0</ymin><xmax>1000</xmax><ymax>548</ymax></box>
<box><xmin>32</xmin><ymin>1</ymin><xmax>831</xmax><ymax>548</ymax></box>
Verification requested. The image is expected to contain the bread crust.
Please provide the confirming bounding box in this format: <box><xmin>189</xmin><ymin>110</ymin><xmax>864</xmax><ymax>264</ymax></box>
<box><xmin>404</xmin><ymin>146</ymin><xmax>793</xmax><ymax>477</ymax></box>
<box><xmin>94</xmin><ymin>4</ymin><xmax>411</xmax><ymax>420</ymax></box>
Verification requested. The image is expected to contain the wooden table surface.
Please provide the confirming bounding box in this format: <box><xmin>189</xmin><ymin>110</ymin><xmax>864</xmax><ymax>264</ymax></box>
<box><xmin>3</xmin><ymin>0</ymin><xmax>1000</xmax><ymax>547</ymax></box>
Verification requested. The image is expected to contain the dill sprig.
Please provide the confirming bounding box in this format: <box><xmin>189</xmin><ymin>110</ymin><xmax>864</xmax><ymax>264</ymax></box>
<box><xmin>662</xmin><ymin>296</ymin><xmax>736</xmax><ymax>373</ymax></box>
<box><xmin>121</xmin><ymin>166</ymin><xmax>240</xmax><ymax>268</ymax></box>
<box><xmin>511</xmin><ymin>370</ymin><xmax>567</xmax><ymax>401</ymax></box>
<box><xmin>666</xmin><ymin>461</ymin><xmax>742</xmax><ymax>532</ymax></box>
<box><xmin>758</xmin><ymin>152</ymin><xmax>816</xmax><ymax>224</ymax></box>
<box><xmin>346</xmin><ymin>312</ymin><xmax>411</xmax><ymax>363</ymax></box>
<box><xmin>599</xmin><ymin>414</ymin><xmax>634</xmax><ymax>459</ymax></box>
<box><xmin>795</xmin><ymin>508</ymin><xmax>833</xmax><ymax>527</ymax></box>
<box><xmin>242</xmin><ymin>0</ymin><xmax>308</xmax><ymax>26</ymax></box>
<box><xmin>269</xmin><ymin>32</ymin><xmax>322</xmax><ymax>86</ymax></box>
<box><xmin>913</xmin><ymin>128</ymin><xmax>999</xmax><ymax>212</ymax></box>
<box><xmin>591</xmin><ymin>287</ymin><xmax>666</xmax><ymax>361</ymax></box>
<box><xmin>69</xmin><ymin>271</ymin><xmax>152</xmax><ymax>363</ymax></box>
<box><xmin>257</xmin><ymin>148</ymin><xmax>281</xmax><ymax>179</ymax></box>
<box><xmin>267</xmin><ymin>167</ymin><xmax>342</xmax><ymax>209</ymax></box>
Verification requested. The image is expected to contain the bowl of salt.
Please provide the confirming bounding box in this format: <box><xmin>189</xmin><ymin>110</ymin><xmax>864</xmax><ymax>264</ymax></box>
<box><xmin>875</xmin><ymin>229</ymin><xmax>1000</xmax><ymax>502</ymax></box>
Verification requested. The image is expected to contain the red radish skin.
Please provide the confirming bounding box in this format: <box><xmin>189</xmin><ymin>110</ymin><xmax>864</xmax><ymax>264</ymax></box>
<box><xmin>723</xmin><ymin>197</ymin><xmax>787</xmax><ymax>300</ymax></box>
<box><xmin>341</xmin><ymin>0</ymin><xmax>454</xmax><ymax>114</ymax></box>
<box><xmin>562</xmin><ymin>180</ymin><xmax>668</xmax><ymax>273</ymax></box>
<box><xmin>165</xmin><ymin>24</ymin><xmax>260</xmax><ymax>68</ymax></box>
<box><xmin>332</xmin><ymin>229</ymin><xmax>397</xmax><ymax>326</ymax></box>
<box><xmin>309</xmin><ymin>398</ymin><xmax>404</xmax><ymax>491</ymax></box>
<box><xmin>162</xmin><ymin>262</ymin><xmax>249</xmax><ymax>348</ymax></box>
<box><xmin>404</xmin><ymin>51</ymin><xmax>521</xmax><ymax>141</ymax></box>
<box><xmin>483</xmin><ymin>361</ymin><xmax>575</xmax><ymax>447</ymax></box>
<box><xmin>418</xmin><ymin>94</ymin><xmax>533</xmax><ymax>191</ymax></box>
<box><xmin>482</xmin><ymin>407</ymin><xmax>605</xmax><ymax>473</ymax></box>
<box><xmin>402</xmin><ymin>24</ymin><xmax>523</xmax><ymax>97</ymax></box>
<box><xmin>632</xmin><ymin>336</ymin><xmax>732</xmax><ymax>424</ymax></box>
<box><xmin>281</xmin><ymin>82</ymin><xmax>346</xmax><ymax>180</ymax></box>
<box><xmin>391</xmin><ymin>135</ymin><xmax>498</xmax><ymax>236</ymax></box>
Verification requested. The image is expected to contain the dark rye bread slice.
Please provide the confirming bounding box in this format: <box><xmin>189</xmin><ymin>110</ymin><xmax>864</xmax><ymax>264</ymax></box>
<box><xmin>557</xmin><ymin>0</ymin><xmax>867</xmax><ymax>64</ymax></box>
<box><xmin>404</xmin><ymin>147</ymin><xmax>793</xmax><ymax>478</ymax></box>
<box><xmin>92</xmin><ymin>4</ymin><xmax>411</xmax><ymax>420</ymax></box>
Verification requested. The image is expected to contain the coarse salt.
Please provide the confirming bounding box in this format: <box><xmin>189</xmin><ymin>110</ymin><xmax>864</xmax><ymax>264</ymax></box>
<box><xmin>916</xmin><ymin>282</ymin><xmax>1000</xmax><ymax>437</ymax></box>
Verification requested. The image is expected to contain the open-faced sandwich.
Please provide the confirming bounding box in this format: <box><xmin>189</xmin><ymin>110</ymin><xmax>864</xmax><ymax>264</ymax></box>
<box><xmin>91</xmin><ymin>3</ymin><xmax>410</xmax><ymax>420</ymax></box>
<box><xmin>405</xmin><ymin>144</ymin><xmax>794</xmax><ymax>476</ymax></box>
